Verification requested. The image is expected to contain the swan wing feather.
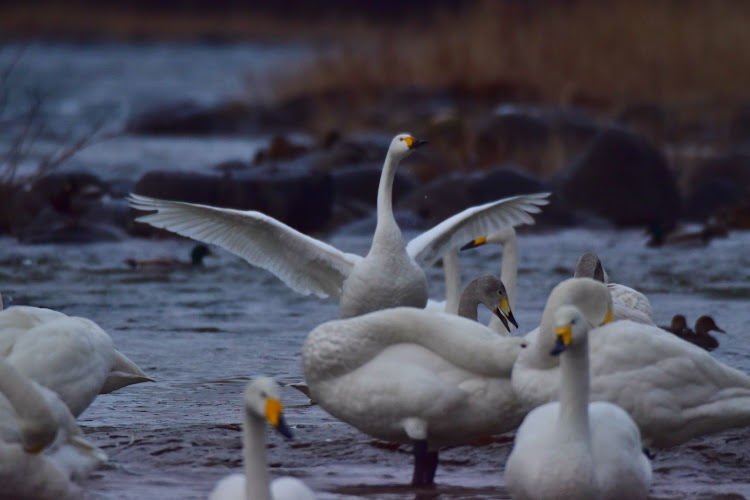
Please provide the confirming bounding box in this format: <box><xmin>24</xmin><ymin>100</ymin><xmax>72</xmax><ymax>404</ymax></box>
<box><xmin>129</xmin><ymin>193</ymin><xmax>362</xmax><ymax>298</ymax></box>
<box><xmin>406</xmin><ymin>193</ymin><xmax>550</xmax><ymax>269</ymax></box>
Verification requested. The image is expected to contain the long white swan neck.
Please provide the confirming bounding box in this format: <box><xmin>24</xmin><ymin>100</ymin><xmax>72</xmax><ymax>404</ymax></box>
<box><xmin>443</xmin><ymin>250</ymin><xmax>461</xmax><ymax>314</ymax></box>
<box><xmin>557</xmin><ymin>339</ymin><xmax>591</xmax><ymax>443</ymax></box>
<box><xmin>0</xmin><ymin>359</ymin><xmax>56</xmax><ymax>449</ymax></box>
<box><xmin>373</xmin><ymin>151</ymin><xmax>401</xmax><ymax>243</ymax></box>
<box><xmin>243</xmin><ymin>411</ymin><xmax>273</xmax><ymax>500</ymax></box>
<box><xmin>500</xmin><ymin>234</ymin><xmax>518</xmax><ymax>309</ymax></box>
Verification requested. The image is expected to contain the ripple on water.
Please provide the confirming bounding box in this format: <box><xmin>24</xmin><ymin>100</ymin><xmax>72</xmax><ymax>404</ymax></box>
<box><xmin>2</xmin><ymin>230</ymin><xmax>750</xmax><ymax>498</ymax></box>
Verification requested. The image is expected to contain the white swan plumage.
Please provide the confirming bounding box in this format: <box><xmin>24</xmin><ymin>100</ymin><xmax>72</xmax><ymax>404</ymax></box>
<box><xmin>209</xmin><ymin>377</ymin><xmax>315</xmax><ymax>500</ymax></box>
<box><xmin>302</xmin><ymin>306</ymin><xmax>528</xmax><ymax>486</ymax></box>
<box><xmin>573</xmin><ymin>252</ymin><xmax>655</xmax><ymax>325</ymax></box>
<box><xmin>129</xmin><ymin>133</ymin><xmax>549</xmax><ymax>318</ymax></box>
<box><xmin>505</xmin><ymin>304</ymin><xmax>651</xmax><ymax>500</ymax></box>
<box><xmin>512</xmin><ymin>278</ymin><xmax>750</xmax><ymax>448</ymax></box>
<box><xmin>0</xmin><ymin>302</ymin><xmax>152</xmax><ymax>417</ymax></box>
<box><xmin>0</xmin><ymin>355</ymin><xmax>106</xmax><ymax>500</ymax></box>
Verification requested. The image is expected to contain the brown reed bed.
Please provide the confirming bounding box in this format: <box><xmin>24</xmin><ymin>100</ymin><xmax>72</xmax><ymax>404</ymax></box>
<box><xmin>266</xmin><ymin>0</ymin><xmax>750</xmax><ymax>114</ymax></box>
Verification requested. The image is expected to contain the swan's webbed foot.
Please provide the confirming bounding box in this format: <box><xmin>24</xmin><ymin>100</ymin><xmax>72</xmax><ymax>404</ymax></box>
<box><xmin>411</xmin><ymin>440</ymin><xmax>439</xmax><ymax>487</ymax></box>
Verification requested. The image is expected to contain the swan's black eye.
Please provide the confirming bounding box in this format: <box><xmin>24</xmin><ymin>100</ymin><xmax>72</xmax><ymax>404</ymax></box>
<box><xmin>260</xmin><ymin>391</ymin><xmax>267</xmax><ymax>399</ymax></box>
<box><xmin>571</xmin><ymin>318</ymin><xmax>577</xmax><ymax>325</ymax></box>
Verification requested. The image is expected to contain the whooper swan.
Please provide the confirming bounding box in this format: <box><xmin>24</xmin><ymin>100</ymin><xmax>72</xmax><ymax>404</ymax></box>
<box><xmin>129</xmin><ymin>134</ymin><xmax>549</xmax><ymax>318</ymax></box>
<box><xmin>209</xmin><ymin>378</ymin><xmax>315</xmax><ymax>500</ymax></box>
<box><xmin>0</xmin><ymin>300</ymin><xmax>152</xmax><ymax>417</ymax></box>
<box><xmin>504</xmin><ymin>304</ymin><xmax>651</xmax><ymax>500</ymax></box>
<box><xmin>302</xmin><ymin>277</ymin><xmax>527</xmax><ymax>486</ymax></box>
<box><xmin>0</xmin><ymin>355</ymin><xmax>106</xmax><ymax>500</ymax></box>
<box><xmin>512</xmin><ymin>277</ymin><xmax>750</xmax><ymax>448</ymax></box>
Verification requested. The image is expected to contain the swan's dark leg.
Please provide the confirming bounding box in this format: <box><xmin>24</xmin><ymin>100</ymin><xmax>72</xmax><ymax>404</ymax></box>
<box><xmin>425</xmin><ymin>448</ymin><xmax>439</xmax><ymax>485</ymax></box>
<box><xmin>412</xmin><ymin>440</ymin><xmax>438</xmax><ymax>487</ymax></box>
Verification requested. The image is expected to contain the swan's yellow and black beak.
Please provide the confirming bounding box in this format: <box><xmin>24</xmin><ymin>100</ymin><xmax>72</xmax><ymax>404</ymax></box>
<box><xmin>460</xmin><ymin>236</ymin><xmax>487</xmax><ymax>251</ymax></box>
<box><xmin>265</xmin><ymin>397</ymin><xmax>294</xmax><ymax>439</ymax></box>
<box><xmin>602</xmin><ymin>308</ymin><xmax>614</xmax><ymax>325</ymax></box>
<box><xmin>550</xmin><ymin>324</ymin><xmax>572</xmax><ymax>356</ymax></box>
<box><xmin>402</xmin><ymin>136</ymin><xmax>428</xmax><ymax>150</ymax></box>
<box><xmin>493</xmin><ymin>296</ymin><xmax>518</xmax><ymax>332</ymax></box>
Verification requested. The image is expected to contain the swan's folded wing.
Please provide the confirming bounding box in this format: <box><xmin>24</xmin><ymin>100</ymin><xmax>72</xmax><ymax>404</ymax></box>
<box><xmin>608</xmin><ymin>283</ymin><xmax>655</xmax><ymax>325</ymax></box>
<box><xmin>129</xmin><ymin>194</ymin><xmax>362</xmax><ymax>298</ymax></box>
<box><xmin>406</xmin><ymin>192</ymin><xmax>550</xmax><ymax>269</ymax></box>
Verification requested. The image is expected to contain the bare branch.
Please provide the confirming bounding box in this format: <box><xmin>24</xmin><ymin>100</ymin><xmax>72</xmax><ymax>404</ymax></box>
<box><xmin>36</xmin><ymin>116</ymin><xmax>120</xmax><ymax>177</ymax></box>
<box><xmin>0</xmin><ymin>45</ymin><xmax>28</xmax><ymax>117</ymax></box>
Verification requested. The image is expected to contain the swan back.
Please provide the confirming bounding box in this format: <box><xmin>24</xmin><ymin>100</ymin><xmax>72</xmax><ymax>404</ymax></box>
<box><xmin>3</xmin><ymin>312</ymin><xmax>115</xmax><ymax>417</ymax></box>
<box><xmin>303</xmin><ymin>307</ymin><xmax>527</xmax><ymax>385</ymax></box>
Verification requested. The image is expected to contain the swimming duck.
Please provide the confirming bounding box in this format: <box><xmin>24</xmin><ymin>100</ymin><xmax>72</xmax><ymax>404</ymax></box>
<box><xmin>660</xmin><ymin>314</ymin><xmax>725</xmax><ymax>351</ymax></box>
<box><xmin>123</xmin><ymin>243</ymin><xmax>212</xmax><ymax>270</ymax></box>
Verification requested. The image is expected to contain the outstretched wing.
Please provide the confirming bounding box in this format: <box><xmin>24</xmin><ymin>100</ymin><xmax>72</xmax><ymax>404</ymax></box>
<box><xmin>129</xmin><ymin>194</ymin><xmax>362</xmax><ymax>298</ymax></box>
<box><xmin>406</xmin><ymin>192</ymin><xmax>550</xmax><ymax>269</ymax></box>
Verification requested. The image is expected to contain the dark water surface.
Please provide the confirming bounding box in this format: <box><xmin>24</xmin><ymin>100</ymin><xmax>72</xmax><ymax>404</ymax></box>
<box><xmin>2</xmin><ymin>228</ymin><xmax>750</xmax><ymax>499</ymax></box>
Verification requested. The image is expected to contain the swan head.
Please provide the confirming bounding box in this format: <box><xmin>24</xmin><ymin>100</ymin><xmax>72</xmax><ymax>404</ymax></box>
<box><xmin>18</xmin><ymin>419</ymin><xmax>57</xmax><ymax>455</ymax></box>
<box><xmin>460</xmin><ymin>226</ymin><xmax>517</xmax><ymax>250</ymax></box>
<box><xmin>535</xmin><ymin>278</ymin><xmax>612</xmax><ymax>361</ymax></box>
<box><xmin>244</xmin><ymin>378</ymin><xmax>293</xmax><ymax>439</ymax></box>
<box><xmin>550</xmin><ymin>305</ymin><xmax>590</xmax><ymax>355</ymax></box>
<box><xmin>389</xmin><ymin>133</ymin><xmax>428</xmax><ymax>159</ymax></box>
<box><xmin>573</xmin><ymin>252</ymin><xmax>606</xmax><ymax>283</ymax></box>
<box><xmin>463</xmin><ymin>275</ymin><xmax>518</xmax><ymax>331</ymax></box>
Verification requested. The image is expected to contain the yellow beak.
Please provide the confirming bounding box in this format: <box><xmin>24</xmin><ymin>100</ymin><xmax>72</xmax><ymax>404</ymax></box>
<box><xmin>602</xmin><ymin>308</ymin><xmax>614</xmax><ymax>325</ymax></box>
<box><xmin>265</xmin><ymin>398</ymin><xmax>283</xmax><ymax>427</ymax></box>
<box><xmin>555</xmin><ymin>324</ymin><xmax>572</xmax><ymax>347</ymax></box>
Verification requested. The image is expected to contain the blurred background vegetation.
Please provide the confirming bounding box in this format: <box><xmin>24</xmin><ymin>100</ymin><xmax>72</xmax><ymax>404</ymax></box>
<box><xmin>3</xmin><ymin>0</ymin><xmax>748</xmax><ymax>108</ymax></box>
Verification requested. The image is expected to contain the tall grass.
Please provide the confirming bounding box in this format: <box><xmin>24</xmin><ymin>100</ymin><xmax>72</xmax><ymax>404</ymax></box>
<box><xmin>270</xmin><ymin>0</ymin><xmax>750</xmax><ymax>110</ymax></box>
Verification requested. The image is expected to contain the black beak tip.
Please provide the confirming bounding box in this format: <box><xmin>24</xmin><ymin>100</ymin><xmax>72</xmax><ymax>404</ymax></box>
<box><xmin>459</xmin><ymin>241</ymin><xmax>476</xmax><ymax>251</ymax></box>
<box><xmin>550</xmin><ymin>336</ymin><xmax>566</xmax><ymax>356</ymax></box>
<box><xmin>495</xmin><ymin>308</ymin><xmax>510</xmax><ymax>332</ymax></box>
<box><xmin>507</xmin><ymin>311</ymin><xmax>519</xmax><ymax>329</ymax></box>
<box><xmin>275</xmin><ymin>416</ymin><xmax>294</xmax><ymax>440</ymax></box>
<box><xmin>412</xmin><ymin>139</ymin><xmax>428</xmax><ymax>149</ymax></box>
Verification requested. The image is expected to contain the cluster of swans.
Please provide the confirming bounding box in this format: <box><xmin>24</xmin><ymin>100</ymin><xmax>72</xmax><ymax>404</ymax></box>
<box><xmin>125</xmin><ymin>132</ymin><xmax>750</xmax><ymax>498</ymax></box>
<box><xmin>0</xmin><ymin>294</ymin><xmax>152</xmax><ymax>499</ymax></box>
<box><xmin>8</xmin><ymin>131</ymin><xmax>746</xmax><ymax>498</ymax></box>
